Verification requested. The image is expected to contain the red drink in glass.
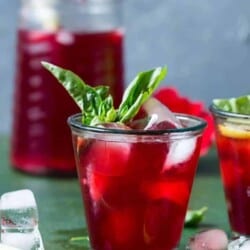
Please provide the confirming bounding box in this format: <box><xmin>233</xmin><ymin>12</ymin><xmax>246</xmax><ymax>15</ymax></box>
<box><xmin>11</xmin><ymin>28</ymin><xmax>124</xmax><ymax>175</ymax></box>
<box><xmin>69</xmin><ymin>113</ymin><xmax>206</xmax><ymax>250</ymax></box>
<box><xmin>211</xmin><ymin>106</ymin><xmax>250</xmax><ymax>236</ymax></box>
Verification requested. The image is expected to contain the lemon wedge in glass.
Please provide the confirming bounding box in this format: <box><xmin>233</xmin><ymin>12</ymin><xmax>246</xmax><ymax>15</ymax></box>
<box><xmin>218</xmin><ymin>123</ymin><xmax>250</xmax><ymax>139</ymax></box>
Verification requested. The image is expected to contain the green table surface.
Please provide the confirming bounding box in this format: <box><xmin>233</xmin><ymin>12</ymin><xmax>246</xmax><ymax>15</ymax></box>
<box><xmin>0</xmin><ymin>135</ymin><xmax>229</xmax><ymax>249</ymax></box>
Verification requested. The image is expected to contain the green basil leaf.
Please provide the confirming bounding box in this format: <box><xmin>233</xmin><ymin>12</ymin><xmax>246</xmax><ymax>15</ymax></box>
<box><xmin>117</xmin><ymin>67</ymin><xmax>168</xmax><ymax>123</ymax></box>
<box><xmin>185</xmin><ymin>206</ymin><xmax>208</xmax><ymax>227</ymax></box>
<box><xmin>213</xmin><ymin>95</ymin><xmax>250</xmax><ymax>115</ymax></box>
<box><xmin>42</xmin><ymin>62</ymin><xmax>168</xmax><ymax>125</ymax></box>
<box><xmin>41</xmin><ymin>62</ymin><xmax>115</xmax><ymax>125</ymax></box>
<box><xmin>69</xmin><ymin>236</ymin><xmax>90</xmax><ymax>248</ymax></box>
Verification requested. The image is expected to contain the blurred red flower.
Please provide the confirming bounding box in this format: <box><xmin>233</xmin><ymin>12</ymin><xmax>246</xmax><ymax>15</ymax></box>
<box><xmin>154</xmin><ymin>86</ymin><xmax>214</xmax><ymax>156</ymax></box>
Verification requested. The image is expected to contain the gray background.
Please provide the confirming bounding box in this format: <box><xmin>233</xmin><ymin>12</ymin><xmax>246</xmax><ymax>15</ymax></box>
<box><xmin>1</xmin><ymin>0</ymin><xmax>250</xmax><ymax>134</ymax></box>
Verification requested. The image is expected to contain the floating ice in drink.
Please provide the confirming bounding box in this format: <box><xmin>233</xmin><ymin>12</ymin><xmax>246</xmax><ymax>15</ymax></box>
<box><xmin>141</xmin><ymin>98</ymin><xmax>197</xmax><ymax>170</ymax></box>
<box><xmin>0</xmin><ymin>189</ymin><xmax>44</xmax><ymax>250</ymax></box>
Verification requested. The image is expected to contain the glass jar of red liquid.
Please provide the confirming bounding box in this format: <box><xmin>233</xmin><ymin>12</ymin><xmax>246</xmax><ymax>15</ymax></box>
<box><xmin>11</xmin><ymin>0</ymin><xmax>125</xmax><ymax>176</ymax></box>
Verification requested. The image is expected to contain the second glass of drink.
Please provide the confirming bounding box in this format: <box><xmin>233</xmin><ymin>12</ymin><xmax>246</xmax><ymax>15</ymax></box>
<box><xmin>211</xmin><ymin>104</ymin><xmax>250</xmax><ymax>239</ymax></box>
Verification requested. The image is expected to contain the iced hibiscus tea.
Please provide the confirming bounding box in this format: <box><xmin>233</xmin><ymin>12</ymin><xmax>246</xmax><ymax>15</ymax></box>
<box><xmin>211</xmin><ymin>107</ymin><xmax>250</xmax><ymax>236</ymax></box>
<box><xmin>69</xmin><ymin>114</ymin><xmax>206</xmax><ymax>250</ymax></box>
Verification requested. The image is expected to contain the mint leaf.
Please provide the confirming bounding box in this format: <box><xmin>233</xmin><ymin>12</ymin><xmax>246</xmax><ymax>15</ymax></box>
<box><xmin>185</xmin><ymin>206</ymin><xmax>208</xmax><ymax>227</ymax></box>
<box><xmin>213</xmin><ymin>95</ymin><xmax>250</xmax><ymax>115</ymax></box>
<box><xmin>41</xmin><ymin>62</ymin><xmax>116</xmax><ymax>125</ymax></box>
<box><xmin>118</xmin><ymin>67</ymin><xmax>168</xmax><ymax>123</ymax></box>
<box><xmin>42</xmin><ymin>62</ymin><xmax>167</xmax><ymax>125</ymax></box>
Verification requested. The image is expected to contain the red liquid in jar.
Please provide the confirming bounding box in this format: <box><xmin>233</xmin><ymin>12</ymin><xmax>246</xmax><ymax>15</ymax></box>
<box><xmin>215</xmin><ymin>127</ymin><xmax>250</xmax><ymax>235</ymax></box>
<box><xmin>11</xmin><ymin>29</ymin><xmax>124</xmax><ymax>175</ymax></box>
<box><xmin>73</xmin><ymin>134</ymin><xmax>202</xmax><ymax>250</ymax></box>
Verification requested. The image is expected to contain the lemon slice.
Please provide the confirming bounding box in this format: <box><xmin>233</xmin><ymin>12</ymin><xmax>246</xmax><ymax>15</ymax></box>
<box><xmin>219</xmin><ymin>123</ymin><xmax>250</xmax><ymax>139</ymax></box>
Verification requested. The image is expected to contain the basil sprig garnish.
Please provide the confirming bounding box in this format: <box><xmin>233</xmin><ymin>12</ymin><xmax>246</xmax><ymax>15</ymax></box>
<box><xmin>213</xmin><ymin>95</ymin><xmax>250</xmax><ymax>115</ymax></box>
<box><xmin>42</xmin><ymin>62</ymin><xmax>167</xmax><ymax>126</ymax></box>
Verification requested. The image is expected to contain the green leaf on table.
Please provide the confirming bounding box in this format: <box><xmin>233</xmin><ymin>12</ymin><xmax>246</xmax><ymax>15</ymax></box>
<box><xmin>213</xmin><ymin>95</ymin><xmax>250</xmax><ymax>115</ymax></box>
<box><xmin>69</xmin><ymin>236</ymin><xmax>90</xmax><ymax>248</ymax></box>
<box><xmin>185</xmin><ymin>206</ymin><xmax>208</xmax><ymax>227</ymax></box>
<box><xmin>42</xmin><ymin>61</ymin><xmax>168</xmax><ymax>125</ymax></box>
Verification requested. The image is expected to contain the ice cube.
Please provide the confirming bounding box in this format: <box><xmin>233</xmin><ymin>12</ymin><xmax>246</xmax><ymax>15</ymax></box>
<box><xmin>228</xmin><ymin>236</ymin><xmax>250</xmax><ymax>250</ymax></box>
<box><xmin>239</xmin><ymin>240</ymin><xmax>250</xmax><ymax>250</ymax></box>
<box><xmin>1</xmin><ymin>189</ymin><xmax>37</xmax><ymax>210</ymax></box>
<box><xmin>187</xmin><ymin>229</ymin><xmax>228</xmax><ymax>250</ymax></box>
<box><xmin>164</xmin><ymin>137</ymin><xmax>197</xmax><ymax>168</ymax></box>
<box><xmin>84</xmin><ymin>135</ymin><xmax>131</xmax><ymax>176</ymax></box>
<box><xmin>127</xmin><ymin>117</ymin><xmax>151</xmax><ymax>130</ymax></box>
<box><xmin>0</xmin><ymin>189</ymin><xmax>44</xmax><ymax>250</ymax></box>
<box><xmin>0</xmin><ymin>243</ymin><xmax>22</xmax><ymax>250</ymax></box>
<box><xmin>142</xmin><ymin>98</ymin><xmax>182</xmax><ymax>129</ymax></box>
<box><xmin>1</xmin><ymin>229</ymin><xmax>44</xmax><ymax>250</ymax></box>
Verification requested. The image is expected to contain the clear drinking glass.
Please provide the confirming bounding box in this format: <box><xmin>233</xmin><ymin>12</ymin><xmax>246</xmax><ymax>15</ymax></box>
<box><xmin>210</xmin><ymin>105</ymin><xmax>250</xmax><ymax>240</ymax></box>
<box><xmin>68</xmin><ymin>113</ymin><xmax>206</xmax><ymax>250</ymax></box>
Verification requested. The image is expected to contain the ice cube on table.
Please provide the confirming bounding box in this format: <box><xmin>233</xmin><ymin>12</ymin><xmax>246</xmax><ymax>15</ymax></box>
<box><xmin>228</xmin><ymin>236</ymin><xmax>250</xmax><ymax>250</ymax></box>
<box><xmin>0</xmin><ymin>243</ymin><xmax>22</xmax><ymax>250</ymax></box>
<box><xmin>1</xmin><ymin>189</ymin><xmax>37</xmax><ymax>210</ymax></box>
<box><xmin>0</xmin><ymin>189</ymin><xmax>44</xmax><ymax>250</ymax></box>
<box><xmin>142</xmin><ymin>98</ymin><xmax>182</xmax><ymax>129</ymax></box>
<box><xmin>187</xmin><ymin>229</ymin><xmax>228</xmax><ymax>250</ymax></box>
<box><xmin>1</xmin><ymin>230</ymin><xmax>43</xmax><ymax>250</ymax></box>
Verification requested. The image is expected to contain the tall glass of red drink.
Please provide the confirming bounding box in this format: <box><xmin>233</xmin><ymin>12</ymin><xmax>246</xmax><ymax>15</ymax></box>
<box><xmin>211</xmin><ymin>105</ymin><xmax>250</xmax><ymax>238</ymax></box>
<box><xmin>68</xmin><ymin>113</ymin><xmax>206</xmax><ymax>250</ymax></box>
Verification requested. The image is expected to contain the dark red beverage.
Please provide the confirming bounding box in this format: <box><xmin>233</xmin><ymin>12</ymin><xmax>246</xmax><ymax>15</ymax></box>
<box><xmin>69</xmin><ymin>113</ymin><xmax>205</xmax><ymax>250</ymax></box>
<box><xmin>11</xmin><ymin>29</ymin><xmax>124</xmax><ymax>175</ymax></box>
<box><xmin>213</xmin><ymin>118</ymin><xmax>250</xmax><ymax>236</ymax></box>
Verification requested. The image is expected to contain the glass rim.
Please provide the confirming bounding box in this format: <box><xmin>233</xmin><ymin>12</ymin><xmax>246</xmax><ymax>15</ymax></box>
<box><xmin>67</xmin><ymin>113</ymin><xmax>207</xmax><ymax>135</ymax></box>
<box><xmin>209</xmin><ymin>104</ymin><xmax>250</xmax><ymax>119</ymax></box>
